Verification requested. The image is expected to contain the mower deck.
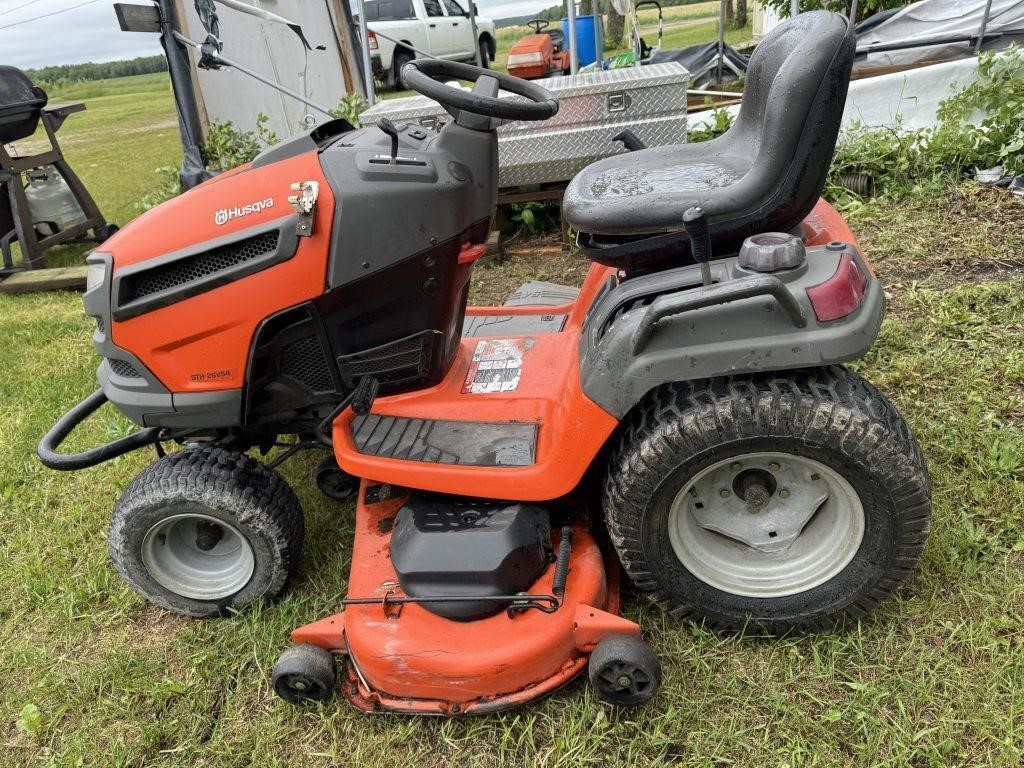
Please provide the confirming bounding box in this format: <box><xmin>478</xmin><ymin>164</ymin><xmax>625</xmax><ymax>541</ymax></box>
<box><xmin>291</xmin><ymin>481</ymin><xmax>637</xmax><ymax>714</ymax></box>
<box><xmin>332</xmin><ymin>265</ymin><xmax>619</xmax><ymax>501</ymax></box>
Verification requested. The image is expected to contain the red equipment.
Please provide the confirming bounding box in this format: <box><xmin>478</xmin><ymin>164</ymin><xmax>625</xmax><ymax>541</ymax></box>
<box><xmin>39</xmin><ymin>13</ymin><xmax>931</xmax><ymax>715</ymax></box>
<box><xmin>507</xmin><ymin>20</ymin><xmax>571</xmax><ymax>80</ymax></box>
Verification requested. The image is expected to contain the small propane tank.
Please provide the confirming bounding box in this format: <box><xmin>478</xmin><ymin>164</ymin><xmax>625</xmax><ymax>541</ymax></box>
<box><xmin>24</xmin><ymin>166</ymin><xmax>86</xmax><ymax>237</ymax></box>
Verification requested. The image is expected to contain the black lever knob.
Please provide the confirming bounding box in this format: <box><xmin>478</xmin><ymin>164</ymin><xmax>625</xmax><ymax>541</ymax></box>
<box><xmin>377</xmin><ymin>117</ymin><xmax>400</xmax><ymax>162</ymax></box>
<box><xmin>683</xmin><ymin>206</ymin><xmax>714</xmax><ymax>285</ymax></box>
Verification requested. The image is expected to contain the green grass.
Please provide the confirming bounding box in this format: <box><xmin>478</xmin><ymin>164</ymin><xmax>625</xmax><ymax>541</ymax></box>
<box><xmin>3</xmin><ymin>48</ymin><xmax>1024</xmax><ymax>768</ymax></box>
<box><xmin>2</xmin><ymin>184</ymin><xmax>1023</xmax><ymax>766</ymax></box>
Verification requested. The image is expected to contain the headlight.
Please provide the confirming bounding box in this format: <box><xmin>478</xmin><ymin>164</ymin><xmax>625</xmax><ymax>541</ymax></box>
<box><xmin>86</xmin><ymin>258</ymin><xmax>108</xmax><ymax>292</ymax></box>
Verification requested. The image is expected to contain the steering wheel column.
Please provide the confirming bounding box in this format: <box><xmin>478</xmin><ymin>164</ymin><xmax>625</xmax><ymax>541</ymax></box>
<box><xmin>400</xmin><ymin>59</ymin><xmax>559</xmax><ymax>132</ymax></box>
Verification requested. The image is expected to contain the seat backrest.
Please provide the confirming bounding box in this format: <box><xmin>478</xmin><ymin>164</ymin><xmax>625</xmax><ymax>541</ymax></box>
<box><xmin>719</xmin><ymin>11</ymin><xmax>855</xmax><ymax>234</ymax></box>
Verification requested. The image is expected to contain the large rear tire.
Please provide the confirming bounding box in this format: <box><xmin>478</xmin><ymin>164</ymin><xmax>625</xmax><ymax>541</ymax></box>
<box><xmin>603</xmin><ymin>366</ymin><xmax>931</xmax><ymax>634</ymax></box>
<box><xmin>109</xmin><ymin>445</ymin><xmax>304</xmax><ymax>617</ymax></box>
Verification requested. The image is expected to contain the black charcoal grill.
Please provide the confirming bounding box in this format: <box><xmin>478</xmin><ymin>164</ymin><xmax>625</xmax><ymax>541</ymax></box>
<box><xmin>1</xmin><ymin>65</ymin><xmax>111</xmax><ymax>273</ymax></box>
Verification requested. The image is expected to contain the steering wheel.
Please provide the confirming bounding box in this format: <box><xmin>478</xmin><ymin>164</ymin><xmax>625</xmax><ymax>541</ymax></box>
<box><xmin>400</xmin><ymin>59</ymin><xmax>559</xmax><ymax>127</ymax></box>
<box><xmin>527</xmin><ymin>19</ymin><xmax>550</xmax><ymax>33</ymax></box>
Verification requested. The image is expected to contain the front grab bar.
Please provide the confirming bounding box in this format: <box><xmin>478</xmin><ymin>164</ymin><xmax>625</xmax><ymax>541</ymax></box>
<box><xmin>38</xmin><ymin>389</ymin><xmax>163</xmax><ymax>471</ymax></box>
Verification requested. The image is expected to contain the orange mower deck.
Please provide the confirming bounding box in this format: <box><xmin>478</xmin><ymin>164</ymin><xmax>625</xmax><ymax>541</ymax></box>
<box><xmin>291</xmin><ymin>482</ymin><xmax>637</xmax><ymax>714</ymax></box>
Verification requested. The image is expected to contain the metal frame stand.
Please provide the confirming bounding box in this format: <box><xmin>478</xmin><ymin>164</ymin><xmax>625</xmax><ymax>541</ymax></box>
<box><xmin>0</xmin><ymin>103</ymin><xmax>108</xmax><ymax>273</ymax></box>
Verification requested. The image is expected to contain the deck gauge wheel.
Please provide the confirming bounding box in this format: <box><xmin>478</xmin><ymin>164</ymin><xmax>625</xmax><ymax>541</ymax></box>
<box><xmin>588</xmin><ymin>634</ymin><xmax>662</xmax><ymax>707</ymax></box>
<box><xmin>272</xmin><ymin>644</ymin><xmax>337</xmax><ymax>704</ymax></box>
<box><xmin>315</xmin><ymin>456</ymin><xmax>358</xmax><ymax>501</ymax></box>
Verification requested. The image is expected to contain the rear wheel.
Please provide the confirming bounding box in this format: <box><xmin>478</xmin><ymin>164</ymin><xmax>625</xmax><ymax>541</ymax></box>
<box><xmin>109</xmin><ymin>445</ymin><xmax>304</xmax><ymax>617</ymax></box>
<box><xmin>603</xmin><ymin>366</ymin><xmax>931</xmax><ymax>634</ymax></box>
<box><xmin>477</xmin><ymin>38</ymin><xmax>491</xmax><ymax>69</ymax></box>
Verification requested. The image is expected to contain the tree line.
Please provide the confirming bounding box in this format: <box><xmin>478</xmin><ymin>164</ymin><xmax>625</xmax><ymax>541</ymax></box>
<box><xmin>25</xmin><ymin>55</ymin><xmax>168</xmax><ymax>84</ymax></box>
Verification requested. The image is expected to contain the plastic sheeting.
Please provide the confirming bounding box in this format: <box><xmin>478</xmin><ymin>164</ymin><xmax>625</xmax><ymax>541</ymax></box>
<box><xmin>649</xmin><ymin>43</ymin><xmax>749</xmax><ymax>88</ymax></box>
<box><xmin>856</xmin><ymin>0</ymin><xmax>1024</xmax><ymax>72</ymax></box>
<box><xmin>688</xmin><ymin>55</ymin><xmax>982</xmax><ymax>135</ymax></box>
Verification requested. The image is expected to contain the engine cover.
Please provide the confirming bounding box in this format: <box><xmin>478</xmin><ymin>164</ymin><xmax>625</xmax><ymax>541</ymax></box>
<box><xmin>389</xmin><ymin>497</ymin><xmax>552</xmax><ymax>621</ymax></box>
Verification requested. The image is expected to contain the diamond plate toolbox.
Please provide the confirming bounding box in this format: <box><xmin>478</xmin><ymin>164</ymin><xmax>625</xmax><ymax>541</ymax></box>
<box><xmin>360</xmin><ymin>63</ymin><xmax>690</xmax><ymax>189</ymax></box>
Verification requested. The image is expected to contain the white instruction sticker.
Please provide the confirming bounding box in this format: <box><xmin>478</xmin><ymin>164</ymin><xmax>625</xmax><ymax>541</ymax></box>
<box><xmin>462</xmin><ymin>338</ymin><xmax>526</xmax><ymax>394</ymax></box>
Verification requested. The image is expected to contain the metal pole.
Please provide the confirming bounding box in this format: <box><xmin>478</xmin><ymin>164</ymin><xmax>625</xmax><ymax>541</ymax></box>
<box><xmin>173</xmin><ymin>33</ymin><xmax>337</xmax><ymax>117</ymax></box>
<box><xmin>356</xmin><ymin>0</ymin><xmax>377</xmax><ymax>105</ymax></box>
<box><xmin>567</xmin><ymin>0</ymin><xmax>579</xmax><ymax>75</ymax></box>
<box><xmin>717</xmin><ymin>0</ymin><xmax>725</xmax><ymax>85</ymax></box>
<box><xmin>468</xmin><ymin>1</ymin><xmax>483</xmax><ymax>66</ymax></box>
<box><xmin>593</xmin><ymin>0</ymin><xmax>603</xmax><ymax>65</ymax></box>
<box><xmin>849</xmin><ymin>0</ymin><xmax>858</xmax><ymax>22</ymax></box>
<box><xmin>790</xmin><ymin>0</ymin><xmax>799</xmax><ymax>17</ymax></box>
<box><xmin>157</xmin><ymin>0</ymin><xmax>208</xmax><ymax>190</ymax></box>
<box><xmin>975</xmin><ymin>0</ymin><xmax>994</xmax><ymax>52</ymax></box>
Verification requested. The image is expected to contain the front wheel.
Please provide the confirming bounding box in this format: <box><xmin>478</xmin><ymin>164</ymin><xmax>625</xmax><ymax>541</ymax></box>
<box><xmin>603</xmin><ymin>366</ymin><xmax>931</xmax><ymax>634</ymax></box>
<box><xmin>108</xmin><ymin>446</ymin><xmax>304</xmax><ymax>617</ymax></box>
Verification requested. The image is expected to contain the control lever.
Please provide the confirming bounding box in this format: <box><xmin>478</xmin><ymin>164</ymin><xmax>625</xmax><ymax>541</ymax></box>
<box><xmin>613</xmin><ymin>129</ymin><xmax>647</xmax><ymax>152</ymax></box>
<box><xmin>683</xmin><ymin>206</ymin><xmax>713</xmax><ymax>286</ymax></box>
<box><xmin>352</xmin><ymin>376</ymin><xmax>379</xmax><ymax>416</ymax></box>
<box><xmin>376</xmin><ymin>117</ymin><xmax>400</xmax><ymax>163</ymax></box>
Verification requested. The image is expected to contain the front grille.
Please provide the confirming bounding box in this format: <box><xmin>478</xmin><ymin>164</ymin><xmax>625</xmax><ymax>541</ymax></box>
<box><xmin>279</xmin><ymin>334</ymin><xmax>334</xmax><ymax>392</ymax></box>
<box><xmin>123</xmin><ymin>230</ymin><xmax>280</xmax><ymax>302</ymax></box>
<box><xmin>108</xmin><ymin>358</ymin><xmax>141</xmax><ymax>378</ymax></box>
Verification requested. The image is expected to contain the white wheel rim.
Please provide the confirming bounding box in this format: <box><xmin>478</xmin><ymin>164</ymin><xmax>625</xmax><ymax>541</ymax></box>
<box><xmin>141</xmin><ymin>513</ymin><xmax>255</xmax><ymax>601</ymax></box>
<box><xmin>668</xmin><ymin>452</ymin><xmax>865</xmax><ymax>598</ymax></box>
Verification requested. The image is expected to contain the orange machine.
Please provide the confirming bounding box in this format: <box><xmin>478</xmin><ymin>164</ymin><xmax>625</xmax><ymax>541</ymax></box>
<box><xmin>507</xmin><ymin>20</ymin><xmax>571</xmax><ymax>80</ymax></box>
<box><xmin>40</xmin><ymin>13</ymin><xmax>931</xmax><ymax>717</ymax></box>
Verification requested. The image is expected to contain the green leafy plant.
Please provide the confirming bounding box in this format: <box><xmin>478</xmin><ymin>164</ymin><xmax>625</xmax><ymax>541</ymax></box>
<box><xmin>140</xmin><ymin>114</ymin><xmax>281</xmax><ymax>210</ymax></box>
<box><xmin>509</xmin><ymin>201</ymin><xmax>560</xmax><ymax>235</ymax></box>
<box><xmin>826</xmin><ymin>45</ymin><xmax>1024</xmax><ymax>208</ymax></box>
<box><xmin>16</xmin><ymin>703</ymin><xmax>42</xmax><ymax>736</ymax></box>
<box><xmin>202</xmin><ymin>114</ymin><xmax>278</xmax><ymax>172</ymax></box>
<box><xmin>688</xmin><ymin>107</ymin><xmax>735</xmax><ymax>143</ymax></box>
<box><xmin>332</xmin><ymin>92</ymin><xmax>369</xmax><ymax>127</ymax></box>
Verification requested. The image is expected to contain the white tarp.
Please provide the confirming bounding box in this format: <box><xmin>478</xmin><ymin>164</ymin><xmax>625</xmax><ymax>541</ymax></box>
<box><xmin>688</xmin><ymin>55</ymin><xmax>981</xmax><ymax>134</ymax></box>
<box><xmin>856</xmin><ymin>0</ymin><xmax>1024</xmax><ymax>71</ymax></box>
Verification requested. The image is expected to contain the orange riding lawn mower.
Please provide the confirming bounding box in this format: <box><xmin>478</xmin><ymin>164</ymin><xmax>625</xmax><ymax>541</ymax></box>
<box><xmin>39</xmin><ymin>12</ymin><xmax>931</xmax><ymax>715</ymax></box>
<box><xmin>507</xmin><ymin>19</ymin><xmax>571</xmax><ymax>79</ymax></box>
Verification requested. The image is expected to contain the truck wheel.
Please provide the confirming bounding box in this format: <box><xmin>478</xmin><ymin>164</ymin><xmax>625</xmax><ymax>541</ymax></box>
<box><xmin>603</xmin><ymin>366</ymin><xmax>931</xmax><ymax>634</ymax></box>
<box><xmin>478</xmin><ymin>38</ymin><xmax>491</xmax><ymax>69</ymax></box>
<box><xmin>394</xmin><ymin>50</ymin><xmax>414</xmax><ymax>90</ymax></box>
<box><xmin>108</xmin><ymin>445</ymin><xmax>304</xmax><ymax>617</ymax></box>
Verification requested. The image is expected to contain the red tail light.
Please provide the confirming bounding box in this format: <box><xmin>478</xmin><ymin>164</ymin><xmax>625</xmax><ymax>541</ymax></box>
<box><xmin>806</xmin><ymin>253</ymin><xmax>867</xmax><ymax>322</ymax></box>
<box><xmin>368</xmin><ymin>30</ymin><xmax>379</xmax><ymax>51</ymax></box>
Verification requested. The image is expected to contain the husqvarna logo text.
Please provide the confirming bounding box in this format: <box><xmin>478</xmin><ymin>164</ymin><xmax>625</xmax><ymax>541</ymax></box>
<box><xmin>215</xmin><ymin>197</ymin><xmax>275</xmax><ymax>225</ymax></box>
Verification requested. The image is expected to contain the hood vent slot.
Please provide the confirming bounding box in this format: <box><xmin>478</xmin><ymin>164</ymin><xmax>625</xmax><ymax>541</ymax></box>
<box><xmin>124</xmin><ymin>230</ymin><xmax>280</xmax><ymax>302</ymax></box>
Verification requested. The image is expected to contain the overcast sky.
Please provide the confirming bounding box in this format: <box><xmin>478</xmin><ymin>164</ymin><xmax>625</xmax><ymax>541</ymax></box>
<box><xmin>0</xmin><ymin>0</ymin><xmax>555</xmax><ymax>70</ymax></box>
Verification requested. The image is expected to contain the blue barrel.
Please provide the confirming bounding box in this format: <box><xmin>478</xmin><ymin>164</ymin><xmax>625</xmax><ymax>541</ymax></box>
<box><xmin>562</xmin><ymin>14</ymin><xmax>603</xmax><ymax>68</ymax></box>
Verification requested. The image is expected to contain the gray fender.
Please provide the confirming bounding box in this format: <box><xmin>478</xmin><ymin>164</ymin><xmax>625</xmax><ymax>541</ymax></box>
<box><xmin>579</xmin><ymin>246</ymin><xmax>884</xmax><ymax>419</ymax></box>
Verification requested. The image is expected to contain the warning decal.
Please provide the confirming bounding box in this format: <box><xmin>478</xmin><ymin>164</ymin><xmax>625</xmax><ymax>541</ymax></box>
<box><xmin>462</xmin><ymin>338</ymin><xmax>526</xmax><ymax>394</ymax></box>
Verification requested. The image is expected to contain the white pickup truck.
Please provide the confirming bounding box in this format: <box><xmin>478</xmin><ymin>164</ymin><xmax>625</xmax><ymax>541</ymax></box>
<box><xmin>358</xmin><ymin>0</ymin><xmax>497</xmax><ymax>90</ymax></box>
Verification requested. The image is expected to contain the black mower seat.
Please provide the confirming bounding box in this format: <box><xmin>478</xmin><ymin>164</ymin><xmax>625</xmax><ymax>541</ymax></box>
<box><xmin>562</xmin><ymin>11</ymin><xmax>855</xmax><ymax>265</ymax></box>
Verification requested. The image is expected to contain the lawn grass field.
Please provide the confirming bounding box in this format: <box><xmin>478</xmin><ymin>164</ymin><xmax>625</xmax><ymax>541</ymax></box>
<box><xmin>2</xmin><ymin>35</ymin><xmax>1024</xmax><ymax>768</ymax></box>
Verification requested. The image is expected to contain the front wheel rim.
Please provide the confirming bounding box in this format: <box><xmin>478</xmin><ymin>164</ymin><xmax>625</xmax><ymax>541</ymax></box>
<box><xmin>668</xmin><ymin>452</ymin><xmax>865</xmax><ymax>598</ymax></box>
<box><xmin>141</xmin><ymin>513</ymin><xmax>255</xmax><ymax>601</ymax></box>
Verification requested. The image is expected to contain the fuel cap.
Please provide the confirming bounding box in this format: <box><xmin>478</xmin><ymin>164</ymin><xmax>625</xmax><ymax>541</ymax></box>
<box><xmin>738</xmin><ymin>233</ymin><xmax>806</xmax><ymax>272</ymax></box>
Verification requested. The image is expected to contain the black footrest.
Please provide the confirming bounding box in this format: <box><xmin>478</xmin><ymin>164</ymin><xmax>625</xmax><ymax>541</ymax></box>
<box><xmin>351</xmin><ymin>414</ymin><xmax>538</xmax><ymax>467</ymax></box>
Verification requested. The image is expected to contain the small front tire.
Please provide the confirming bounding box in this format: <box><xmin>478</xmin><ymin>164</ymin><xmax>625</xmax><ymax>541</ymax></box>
<box><xmin>108</xmin><ymin>446</ymin><xmax>304</xmax><ymax>618</ymax></box>
<box><xmin>272</xmin><ymin>644</ymin><xmax>337</xmax><ymax>704</ymax></box>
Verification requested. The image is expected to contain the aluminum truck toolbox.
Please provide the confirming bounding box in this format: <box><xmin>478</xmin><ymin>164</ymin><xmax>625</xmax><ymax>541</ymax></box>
<box><xmin>360</xmin><ymin>63</ymin><xmax>690</xmax><ymax>188</ymax></box>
